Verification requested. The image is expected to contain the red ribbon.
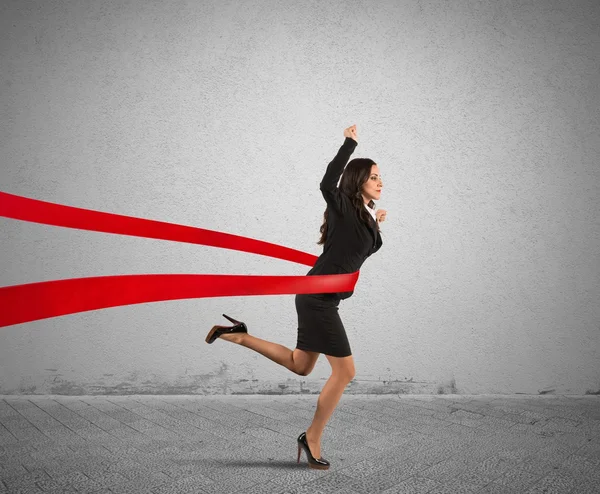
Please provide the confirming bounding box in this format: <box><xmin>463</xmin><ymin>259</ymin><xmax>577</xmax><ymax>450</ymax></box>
<box><xmin>0</xmin><ymin>191</ymin><xmax>358</xmax><ymax>327</ymax></box>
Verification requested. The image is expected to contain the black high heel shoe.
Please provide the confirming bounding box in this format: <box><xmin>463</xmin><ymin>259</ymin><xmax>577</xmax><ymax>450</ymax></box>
<box><xmin>205</xmin><ymin>314</ymin><xmax>248</xmax><ymax>344</ymax></box>
<box><xmin>297</xmin><ymin>432</ymin><xmax>330</xmax><ymax>470</ymax></box>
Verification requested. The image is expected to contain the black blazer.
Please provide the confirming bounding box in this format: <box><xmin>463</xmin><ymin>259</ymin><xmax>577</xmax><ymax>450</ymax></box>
<box><xmin>307</xmin><ymin>137</ymin><xmax>383</xmax><ymax>300</ymax></box>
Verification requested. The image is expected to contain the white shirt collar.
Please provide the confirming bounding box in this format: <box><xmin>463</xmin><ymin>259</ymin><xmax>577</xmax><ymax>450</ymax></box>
<box><xmin>364</xmin><ymin>203</ymin><xmax>377</xmax><ymax>221</ymax></box>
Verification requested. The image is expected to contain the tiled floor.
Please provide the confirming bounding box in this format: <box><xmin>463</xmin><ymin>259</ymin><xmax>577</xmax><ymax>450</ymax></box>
<box><xmin>1</xmin><ymin>394</ymin><xmax>599</xmax><ymax>493</ymax></box>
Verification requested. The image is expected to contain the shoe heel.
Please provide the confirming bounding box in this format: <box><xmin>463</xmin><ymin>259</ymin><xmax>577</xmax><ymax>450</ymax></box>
<box><xmin>297</xmin><ymin>431</ymin><xmax>330</xmax><ymax>470</ymax></box>
<box><xmin>297</xmin><ymin>444</ymin><xmax>302</xmax><ymax>463</ymax></box>
<box><xmin>222</xmin><ymin>314</ymin><xmax>240</xmax><ymax>325</ymax></box>
<box><xmin>205</xmin><ymin>325</ymin><xmax>221</xmax><ymax>344</ymax></box>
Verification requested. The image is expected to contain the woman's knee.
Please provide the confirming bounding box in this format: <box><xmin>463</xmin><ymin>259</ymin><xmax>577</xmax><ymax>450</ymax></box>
<box><xmin>327</xmin><ymin>355</ymin><xmax>355</xmax><ymax>382</ymax></box>
<box><xmin>339</xmin><ymin>366</ymin><xmax>356</xmax><ymax>382</ymax></box>
<box><xmin>292</xmin><ymin>349</ymin><xmax>319</xmax><ymax>376</ymax></box>
<box><xmin>295</xmin><ymin>362</ymin><xmax>314</xmax><ymax>376</ymax></box>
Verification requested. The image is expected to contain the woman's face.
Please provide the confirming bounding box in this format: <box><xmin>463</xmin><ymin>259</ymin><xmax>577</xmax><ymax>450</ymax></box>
<box><xmin>361</xmin><ymin>164</ymin><xmax>383</xmax><ymax>203</ymax></box>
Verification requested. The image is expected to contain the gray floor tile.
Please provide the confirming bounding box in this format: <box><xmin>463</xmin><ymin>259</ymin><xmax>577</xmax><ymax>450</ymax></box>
<box><xmin>477</xmin><ymin>482</ymin><xmax>520</xmax><ymax>493</ymax></box>
<box><xmin>0</xmin><ymin>396</ymin><xmax>598</xmax><ymax>494</ymax></box>
<box><xmin>494</xmin><ymin>469</ymin><xmax>542</xmax><ymax>492</ymax></box>
<box><xmin>523</xmin><ymin>471</ymin><xmax>579</xmax><ymax>494</ymax></box>
<box><xmin>380</xmin><ymin>474</ymin><xmax>443</xmax><ymax>493</ymax></box>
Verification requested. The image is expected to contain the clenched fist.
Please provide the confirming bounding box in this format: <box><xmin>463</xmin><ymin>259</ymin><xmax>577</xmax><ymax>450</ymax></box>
<box><xmin>376</xmin><ymin>209</ymin><xmax>387</xmax><ymax>223</ymax></box>
<box><xmin>343</xmin><ymin>124</ymin><xmax>358</xmax><ymax>142</ymax></box>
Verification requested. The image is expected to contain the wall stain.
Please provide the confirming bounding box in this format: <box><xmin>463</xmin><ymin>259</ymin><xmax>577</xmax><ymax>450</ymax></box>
<box><xmin>8</xmin><ymin>368</ymin><xmax>461</xmax><ymax>395</ymax></box>
<box><xmin>437</xmin><ymin>378</ymin><xmax>458</xmax><ymax>395</ymax></box>
<box><xmin>5</xmin><ymin>385</ymin><xmax>37</xmax><ymax>394</ymax></box>
<box><xmin>49</xmin><ymin>382</ymin><xmax>86</xmax><ymax>395</ymax></box>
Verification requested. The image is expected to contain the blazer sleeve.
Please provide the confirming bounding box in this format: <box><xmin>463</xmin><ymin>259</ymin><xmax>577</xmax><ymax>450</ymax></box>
<box><xmin>319</xmin><ymin>137</ymin><xmax>358</xmax><ymax>214</ymax></box>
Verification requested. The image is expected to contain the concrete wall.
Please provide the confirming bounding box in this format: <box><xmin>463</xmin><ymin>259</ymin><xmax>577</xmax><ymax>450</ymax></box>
<box><xmin>1</xmin><ymin>0</ymin><xmax>599</xmax><ymax>395</ymax></box>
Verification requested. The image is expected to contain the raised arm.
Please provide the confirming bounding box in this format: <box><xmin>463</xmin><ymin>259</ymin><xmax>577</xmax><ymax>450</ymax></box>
<box><xmin>319</xmin><ymin>125</ymin><xmax>358</xmax><ymax>213</ymax></box>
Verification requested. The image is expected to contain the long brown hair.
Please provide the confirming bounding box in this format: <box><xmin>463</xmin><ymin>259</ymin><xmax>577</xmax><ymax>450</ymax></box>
<box><xmin>317</xmin><ymin>158</ymin><xmax>380</xmax><ymax>245</ymax></box>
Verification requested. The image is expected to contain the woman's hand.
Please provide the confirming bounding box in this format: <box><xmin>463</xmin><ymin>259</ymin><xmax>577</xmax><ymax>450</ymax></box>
<box><xmin>376</xmin><ymin>209</ymin><xmax>387</xmax><ymax>223</ymax></box>
<box><xmin>343</xmin><ymin>124</ymin><xmax>358</xmax><ymax>142</ymax></box>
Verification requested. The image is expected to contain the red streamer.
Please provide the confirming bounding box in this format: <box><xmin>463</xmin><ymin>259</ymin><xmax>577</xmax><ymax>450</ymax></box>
<box><xmin>0</xmin><ymin>192</ymin><xmax>359</xmax><ymax>327</ymax></box>
<box><xmin>0</xmin><ymin>191</ymin><xmax>317</xmax><ymax>266</ymax></box>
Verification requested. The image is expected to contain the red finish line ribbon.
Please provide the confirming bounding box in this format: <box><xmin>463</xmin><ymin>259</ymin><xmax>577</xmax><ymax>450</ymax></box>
<box><xmin>0</xmin><ymin>191</ymin><xmax>317</xmax><ymax>266</ymax></box>
<box><xmin>0</xmin><ymin>191</ymin><xmax>359</xmax><ymax>327</ymax></box>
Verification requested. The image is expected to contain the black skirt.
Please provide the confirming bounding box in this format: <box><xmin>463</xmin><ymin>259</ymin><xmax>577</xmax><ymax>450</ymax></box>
<box><xmin>295</xmin><ymin>293</ymin><xmax>352</xmax><ymax>357</ymax></box>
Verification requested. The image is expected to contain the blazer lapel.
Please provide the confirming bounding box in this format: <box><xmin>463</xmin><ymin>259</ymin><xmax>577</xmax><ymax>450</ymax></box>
<box><xmin>367</xmin><ymin>215</ymin><xmax>380</xmax><ymax>248</ymax></box>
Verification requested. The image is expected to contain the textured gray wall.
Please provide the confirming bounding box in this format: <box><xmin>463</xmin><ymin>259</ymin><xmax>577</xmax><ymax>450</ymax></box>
<box><xmin>1</xmin><ymin>0</ymin><xmax>599</xmax><ymax>395</ymax></box>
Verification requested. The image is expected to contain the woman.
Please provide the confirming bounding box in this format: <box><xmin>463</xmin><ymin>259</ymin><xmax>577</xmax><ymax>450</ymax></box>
<box><xmin>205</xmin><ymin>124</ymin><xmax>386</xmax><ymax>469</ymax></box>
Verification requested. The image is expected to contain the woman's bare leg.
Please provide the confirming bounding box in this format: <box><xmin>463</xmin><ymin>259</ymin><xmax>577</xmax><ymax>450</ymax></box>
<box><xmin>219</xmin><ymin>333</ymin><xmax>319</xmax><ymax>376</ymax></box>
<box><xmin>305</xmin><ymin>354</ymin><xmax>355</xmax><ymax>459</ymax></box>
